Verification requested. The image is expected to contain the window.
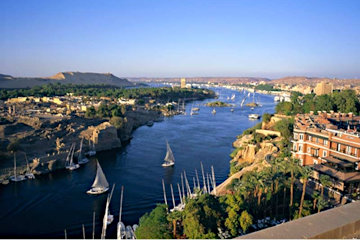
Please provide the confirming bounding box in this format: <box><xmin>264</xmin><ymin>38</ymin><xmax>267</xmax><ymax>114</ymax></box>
<box><xmin>307</xmin><ymin>147</ymin><xmax>311</xmax><ymax>153</ymax></box>
<box><xmin>294</xmin><ymin>133</ymin><xmax>298</xmax><ymax>140</ymax></box>
<box><xmin>324</xmin><ymin>140</ymin><xmax>328</xmax><ymax>146</ymax></box>
<box><xmin>346</xmin><ymin>146</ymin><xmax>351</xmax><ymax>154</ymax></box>
<box><xmin>314</xmin><ymin>159</ymin><xmax>318</xmax><ymax>164</ymax></box>
<box><xmin>314</xmin><ymin>149</ymin><xmax>319</xmax><ymax>157</ymax></box>
<box><xmin>355</xmin><ymin>148</ymin><xmax>358</xmax><ymax>156</ymax></box>
<box><xmin>309</xmin><ymin>136</ymin><xmax>312</xmax><ymax>141</ymax></box>
<box><xmin>337</xmin><ymin>143</ymin><xmax>341</xmax><ymax>152</ymax></box>
<box><xmin>293</xmin><ymin>144</ymin><xmax>297</xmax><ymax>151</ymax></box>
<box><xmin>300</xmin><ymin>134</ymin><xmax>304</xmax><ymax>140</ymax></box>
<box><xmin>316</xmin><ymin>138</ymin><xmax>319</xmax><ymax>143</ymax></box>
<box><xmin>299</xmin><ymin>145</ymin><xmax>303</xmax><ymax>152</ymax></box>
<box><xmin>323</xmin><ymin>150</ymin><xmax>327</xmax><ymax>157</ymax></box>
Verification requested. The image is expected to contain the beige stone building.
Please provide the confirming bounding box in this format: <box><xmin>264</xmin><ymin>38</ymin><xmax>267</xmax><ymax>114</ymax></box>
<box><xmin>314</xmin><ymin>81</ymin><xmax>333</xmax><ymax>95</ymax></box>
<box><xmin>180</xmin><ymin>78</ymin><xmax>186</xmax><ymax>88</ymax></box>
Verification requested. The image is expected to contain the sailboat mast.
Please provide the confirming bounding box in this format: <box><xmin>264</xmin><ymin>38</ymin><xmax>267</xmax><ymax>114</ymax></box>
<box><xmin>64</xmin><ymin>229</ymin><xmax>67</xmax><ymax>239</ymax></box>
<box><xmin>13</xmin><ymin>153</ymin><xmax>16</xmax><ymax>179</ymax></box>
<box><xmin>92</xmin><ymin>211</ymin><xmax>96</xmax><ymax>240</ymax></box>
<box><xmin>206</xmin><ymin>173</ymin><xmax>211</xmax><ymax>193</ymax></box>
<box><xmin>200</xmin><ymin>162</ymin><xmax>207</xmax><ymax>193</ymax></box>
<box><xmin>82</xmin><ymin>224</ymin><xmax>86</xmax><ymax>239</ymax></box>
<box><xmin>162</xmin><ymin>179</ymin><xmax>168</xmax><ymax>207</ymax></box>
<box><xmin>181</xmin><ymin>173</ymin><xmax>185</xmax><ymax>201</ymax></box>
<box><xmin>177</xmin><ymin>183</ymin><xmax>183</xmax><ymax>205</ymax></box>
<box><xmin>119</xmin><ymin>186</ymin><xmax>124</xmax><ymax>222</ymax></box>
<box><xmin>170</xmin><ymin>184</ymin><xmax>175</xmax><ymax>208</ymax></box>
<box><xmin>195</xmin><ymin>169</ymin><xmax>200</xmax><ymax>189</ymax></box>
<box><xmin>211</xmin><ymin>166</ymin><xmax>216</xmax><ymax>195</ymax></box>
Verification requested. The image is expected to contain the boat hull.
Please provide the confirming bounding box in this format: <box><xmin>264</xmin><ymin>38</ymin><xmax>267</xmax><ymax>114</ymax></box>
<box><xmin>78</xmin><ymin>158</ymin><xmax>89</xmax><ymax>164</ymax></box>
<box><xmin>87</xmin><ymin>187</ymin><xmax>109</xmax><ymax>195</ymax></box>
<box><xmin>162</xmin><ymin>162</ymin><xmax>175</xmax><ymax>167</ymax></box>
<box><xmin>66</xmin><ymin>164</ymin><xmax>80</xmax><ymax>170</ymax></box>
<box><xmin>9</xmin><ymin>175</ymin><xmax>26</xmax><ymax>182</ymax></box>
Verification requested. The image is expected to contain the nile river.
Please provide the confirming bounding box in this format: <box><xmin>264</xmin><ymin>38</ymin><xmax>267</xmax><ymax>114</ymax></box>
<box><xmin>0</xmin><ymin>87</ymin><xmax>276</xmax><ymax>238</ymax></box>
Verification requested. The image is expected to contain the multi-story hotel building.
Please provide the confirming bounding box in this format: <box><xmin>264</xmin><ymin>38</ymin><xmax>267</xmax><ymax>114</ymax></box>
<box><xmin>292</xmin><ymin>111</ymin><xmax>360</xmax><ymax>195</ymax></box>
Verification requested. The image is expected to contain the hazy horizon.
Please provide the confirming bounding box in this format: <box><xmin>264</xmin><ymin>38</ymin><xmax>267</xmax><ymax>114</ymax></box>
<box><xmin>1</xmin><ymin>0</ymin><xmax>360</xmax><ymax>79</ymax></box>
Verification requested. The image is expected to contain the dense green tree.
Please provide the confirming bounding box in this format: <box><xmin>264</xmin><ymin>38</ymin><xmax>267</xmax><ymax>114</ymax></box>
<box><xmin>224</xmin><ymin>194</ymin><xmax>243</xmax><ymax>236</ymax></box>
<box><xmin>275</xmin><ymin>102</ymin><xmax>293</xmax><ymax>115</ymax></box>
<box><xmin>135</xmin><ymin>204</ymin><xmax>172</xmax><ymax>239</ymax></box>
<box><xmin>182</xmin><ymin>194</ymin><xmax>224</xmax><ymax>239</ymax></box>
<box><xmin>273</xmin><ymin>118</ymin><xmax>294</xmax><ymax>141</ymax></box>
<box><xmin>315</xmin><ymin>95</ymin><xmax>334</xmax><ymax>112</ymax></box>
<box><xmin>85</xmin><ymin>106</ymin><xmax>96</xmax><ymax>118</ymax></box>
<box><xmin>239</xmin><ymin>210</ymin><xmax>253</xmax><ymax>233</ymax></box>
<box><xmin>109</xmin><ymin>116</ymin><xmax>125</xmax><ymax>129</ymax></box>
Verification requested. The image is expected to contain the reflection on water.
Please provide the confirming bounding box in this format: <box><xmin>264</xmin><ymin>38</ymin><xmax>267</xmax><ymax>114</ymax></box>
<box><xmin>0</xmin><ymin>87</ymin><xmax>276</xmax><ymax>238</ymax></box>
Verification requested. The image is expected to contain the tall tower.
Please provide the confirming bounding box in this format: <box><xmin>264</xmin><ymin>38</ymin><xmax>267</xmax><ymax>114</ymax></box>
<box><xmin>180</xmin><ymin>78</ymin><xmax>186</xmax><ymax>88</ymax></box>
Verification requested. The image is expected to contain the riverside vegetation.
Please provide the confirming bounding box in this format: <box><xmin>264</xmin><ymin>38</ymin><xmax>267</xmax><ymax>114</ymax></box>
<box><xmin>133</xmin><ymin>90</ymin><xmax>360</xmax><ymax>239</ymax></box>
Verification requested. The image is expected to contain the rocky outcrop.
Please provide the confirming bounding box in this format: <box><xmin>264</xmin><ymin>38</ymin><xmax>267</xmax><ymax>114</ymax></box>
<box><xmin>216</xmin><ymin>134</ymin><xmax>280</xmax><ymax>195</ymax></box>
<box><xmin>81</xmin><ymin>122</ymin><xmax>121</xmax><ymax>151</ymax></box>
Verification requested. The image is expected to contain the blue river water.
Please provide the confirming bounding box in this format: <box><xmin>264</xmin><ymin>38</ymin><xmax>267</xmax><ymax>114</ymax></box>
<box><xmin>0</xmin><ymin>87</ymin><xmax>276</xmax><ymax>238</ymax></box>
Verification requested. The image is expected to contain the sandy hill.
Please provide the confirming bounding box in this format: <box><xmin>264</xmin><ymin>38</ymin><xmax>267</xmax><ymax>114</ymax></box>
<box><xmin>271</xmin><ymin>76</ymin><xmax>360</xmax><ymax>87</ymax></box>
<box><xmin>0</xmin><ymin>72</ymin><xmax>134</xmax><ymax>88</ymax></box>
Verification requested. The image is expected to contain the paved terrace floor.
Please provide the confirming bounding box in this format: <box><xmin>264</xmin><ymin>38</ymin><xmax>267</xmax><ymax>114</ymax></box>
<box><xmin>238</xmin><ymin>201</ymin><xmax>360</xmax><ymax>239</ymax></box>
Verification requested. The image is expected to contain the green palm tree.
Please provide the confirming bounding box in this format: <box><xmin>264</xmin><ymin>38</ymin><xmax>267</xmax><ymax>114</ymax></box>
<box><xmin>319</xmin><ymin>175</ymin><xmax>332</xmax><ymax>198</ymax></box>
<box><xmin>286</xmin><ymin>158</ymin><xmax>300</xmax><ymax>207</ymax></box>
<box><xmin>167</xmin><ymin>210</ymin><xmax>183</xmax><ymax>238</ymax></box>
<box><xmin>317</xmin><ymin>196</ymin><xmax>328</xmax><ymax>213</ymax></box>
<box><xmin>312</xmin><ymin>191</ymin><xmax>320</xmax><ymax>210</ymax></box>
<box><xmin>298</xmin><ymin>166</ymin><xmax>313</xmax><ymax>217</ymax></box>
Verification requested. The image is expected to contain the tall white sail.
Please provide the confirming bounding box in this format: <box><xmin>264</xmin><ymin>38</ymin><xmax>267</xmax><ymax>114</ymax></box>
<box><xmin>164</xmin><ymin>142</ymin><xmax>175</xmax><ymax>164</ymax></box>
<box><xmin>92</xmin><ymin>162</ymin><xmax>109</xmax><ymax>189</ymax></box>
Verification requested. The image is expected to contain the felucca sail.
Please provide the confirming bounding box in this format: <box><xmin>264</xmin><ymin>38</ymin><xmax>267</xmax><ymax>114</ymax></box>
<box><xmin>164</xmin><ymin>141</ymin><xmax>175</xmax><ymax>164</ymax></box>
<box><xmin>92</xmin><ymin>161</ymin><xmax>109</xmax><ymax>189</ymax></box>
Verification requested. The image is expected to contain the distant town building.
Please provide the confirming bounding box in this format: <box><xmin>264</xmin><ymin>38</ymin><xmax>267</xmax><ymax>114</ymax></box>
<box><xmin>180</xmin><ymin>78</ymin><xmax>186</xmax><ymax>88</ymax></box>
<box><xmin>292</xmin><ymin>111</ymin><xmax>360</xmax><ymax>194</ymax></box>
<box><xmin>314</xmin><ymin>81</ymin><xmax>333</xmax><ymax>95</ymax></box>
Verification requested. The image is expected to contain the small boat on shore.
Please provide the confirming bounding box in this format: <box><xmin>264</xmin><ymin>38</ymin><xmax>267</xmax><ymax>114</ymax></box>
<box><xmin>146</xmin><ymin>121</ymin><xmax>154</xmax><ymax>126</ymax></box>
<box><xmin>86</xmin><ymin>139</ymin><xmax>96</xmax><ymax>157</ymax></box>
<box><xmin>162</xmin><ymin>141</ymin><xmax>175</xmax><ymax>167</ymax></box>
<box><xmin>65</xmin><ymin>143</ymin><xmax>80</xmax><ymax>171</ymax></box>
<box><xmin>24</xmin><ymin>153</ymin><xmax>35</xmax><ymax>179</ymax></box>
<box><xmin>9</xmin><ymin>153</ymin><xmax>26</xmax><ymax>182</ymax></box>
<box><xmin>78</xmin><ymin>138</ymin><xmax>89</xmax><ymax>165</ymax></box>
<box><xmin>87</xmin><ymin>161</ymin><xmax>109</xmax><ymax>195</ymax></box>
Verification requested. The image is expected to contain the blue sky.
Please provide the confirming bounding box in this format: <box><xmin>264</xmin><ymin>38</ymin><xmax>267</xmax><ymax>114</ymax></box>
<box><xmin>1</xmin><ymin>0</ymin><xmax>359</xmax><ymax>78</ymax></box>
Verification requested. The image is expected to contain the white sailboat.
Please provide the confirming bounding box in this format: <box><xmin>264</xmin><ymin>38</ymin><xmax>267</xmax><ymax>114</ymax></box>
<box><xmin>87</xmin><ymin>161</ymin><xmax>109</xmax><ymax>194</ymax></box>
<box><xmin>65</xmin><ymin>143</ymin><xmax>80</xmax><ymax>171</ymax></box>
<box><xmin>78</xmin><ymin>137</ymin><xmax>89</xmax><ymax>165</ymax></box>
<box><xmin>9</xmin><ymin>153</ymin><xmax>26</xmax><ymax>182</ymax></box>
<box><xmin>24</xmin><ymin>153</ymin><xmax>35</xmax><ymax>179</ymax></box>
<box><xmin>162</xmin><ymin>141</ymin><xmax>175</xmax><ymax>167</ymax></box>
<box><xmin>117</xmin><ymin>186</ymin><xmax>126</xmax><ymax>240</ymax></box>
<box><xmin>212</xmin><ymin>108</ymin><xmax>216</xmax><ymax>114</ymax></box>
<box><xmin>248</xmin><ymin>113</ymin><xmax>260</xmax><ymax>120</ymax></box>
<box><xmin>230</xmin><ymin>94</ymin><xmax>236</xmax><ymax>100</ymax></box>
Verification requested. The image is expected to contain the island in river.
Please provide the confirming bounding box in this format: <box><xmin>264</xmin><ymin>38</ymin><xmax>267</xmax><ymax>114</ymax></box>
<box><xmin>205</xmin><ymin>101</ymin><xmax>233</xmax><ymax>107</ymax></box>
